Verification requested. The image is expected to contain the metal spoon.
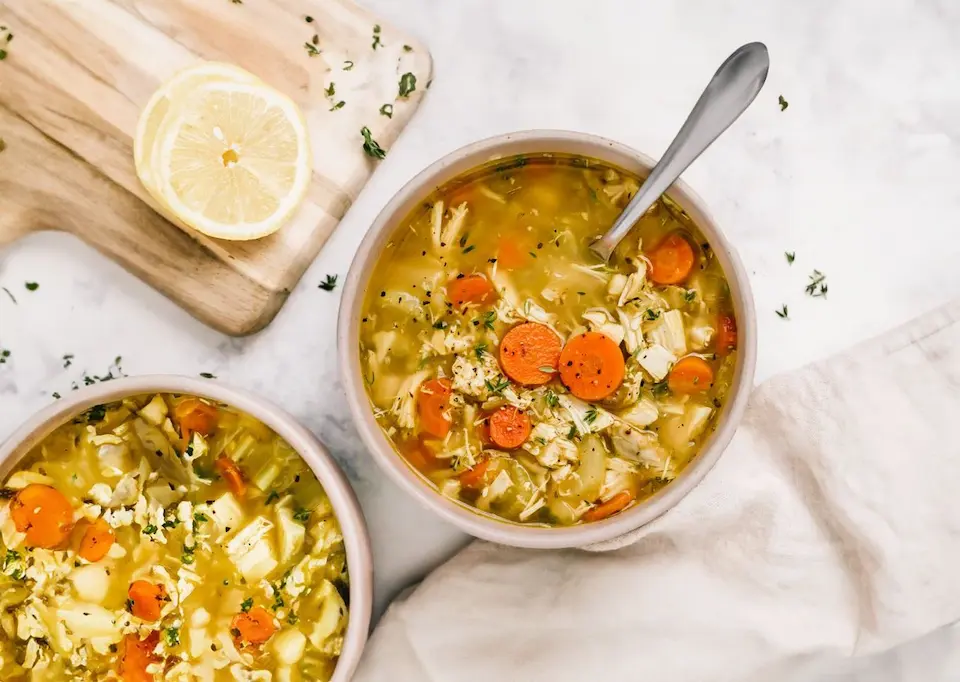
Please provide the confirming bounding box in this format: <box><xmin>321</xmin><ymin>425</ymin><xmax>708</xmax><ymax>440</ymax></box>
<box><xmin>590</xmin><ymin>42</ymin><xmax>769</xmax><ymax>262</ymax></box>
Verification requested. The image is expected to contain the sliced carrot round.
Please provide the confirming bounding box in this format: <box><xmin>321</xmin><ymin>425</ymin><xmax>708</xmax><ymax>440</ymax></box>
<box><xmin>417</xmin><ymin>378</ymin><xmax>453</xmax><ymax>438</ymax></box>
<box><xmin>79</xmin><ymin>517</ymin><xmax>116</xmax><ymax>563</ymax></box>
<box><xmin>668</xmin><ymin>356</ymin><xmax>715</xmax><ymax>394</ymax></box>
<box><xmin>231</xmin><ymin>606</ymin><xmax>276</xmax><ymax>645</ymax></box>
<box><xmin>499</xmin><ymin>322</ymin><xmax>562</xmax><ymax>386</ymax></box>
<box><xmin>117</xmin><ymin>631</ymin><xmax>160</xmax><ymax>682</ymax></box>
<box><xmin>128</xmin><ymin>580</ymin><xmax>168</xmax><ymax>622</ymax></box>
<box><xmin>648</xmin><ymin>233</ymin><xmax>695</xmax><ymax>284</ymax></box>
<box><xmin>447</xmin><ymin>274</ymin><xmax>496</xmax><ymax>308</ymax></box>
<box><xmin>400</xmin><ymin>437</ymin><xmax>441</xmax><ymax>474</ymax></box>
<box><xmin>583</xmin><ymin>490</ymin><xmax>635</xmax><ymax>522</ymax></box>
<box><xmin>459</xmin><ymin>458</ymin><xmax>492</xmax><ymax>489</ymax></box>
<box><xmin>488</xmin><ymin>406</ymin><xmax>531</xmax><ymax>450</ymax></box>
<box><xmin>215</xmin><ymin>455</ymin><xmax>247</xmax><ymax>498</ymax></box>
<box><xmin>496</xmin><ymin>236</ymin><xmax>532</xmax><ymax>270</ymax></box>
<box><xmin>174</xmin><ymin>398</ymin><xmax>219</xmax><ymax>439</ymax></box>
<box><xmin>558</xmin><ymin>331</ymin><xmax>626</xmax><ymax>401</ymax></box>
<box><xmin>715</xmin><ymin>314</ymin><xmax>737</xmax><ymax>356</ymax></box>
<box><xmin>11</xmin><ymin>484</ymin><xmax>75</xmax><ymax>549</ymax></box>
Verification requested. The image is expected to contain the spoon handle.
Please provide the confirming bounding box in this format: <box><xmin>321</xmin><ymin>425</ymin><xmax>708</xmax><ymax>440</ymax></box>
<box><xmin>591</xmin><ymin>42</ymin><xmax>770</xmax><ymax>261</ymax></box>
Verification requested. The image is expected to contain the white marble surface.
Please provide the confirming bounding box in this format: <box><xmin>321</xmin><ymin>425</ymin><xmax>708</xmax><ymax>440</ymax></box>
<box><xmin>1</xmin><ymin>0</ymin><xmax>959</xmax><ymax>678</ymax></box>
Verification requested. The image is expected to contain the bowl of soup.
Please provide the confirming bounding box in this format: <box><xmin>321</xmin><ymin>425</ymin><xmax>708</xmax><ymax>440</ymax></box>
<box><xmin>0</xmin><ymin>376</ymin><xmax>372</xmax><ymax>681</ymax></box>
<box><xmin>339</xmin><ymin>130</ymin><xmax>756</xmax><ymax>548</ymax></box>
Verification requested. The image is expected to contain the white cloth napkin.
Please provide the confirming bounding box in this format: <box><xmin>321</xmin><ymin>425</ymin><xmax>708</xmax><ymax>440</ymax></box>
<box><xmin>355</xmin><ymin>301</ymin><xmax>960</xmax><ymax>682</ymax></box>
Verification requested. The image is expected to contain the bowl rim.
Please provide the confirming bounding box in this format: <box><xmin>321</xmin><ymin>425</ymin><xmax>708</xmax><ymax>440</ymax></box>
<box><xmin>338</xmin><ymin>129</ymin><xmax>757</xmax><ymax>549</ymax></box>
<box><xmin>0</xmin><ymin>375</ymin><xmax>373</xmax><ymax>682</ymax></box>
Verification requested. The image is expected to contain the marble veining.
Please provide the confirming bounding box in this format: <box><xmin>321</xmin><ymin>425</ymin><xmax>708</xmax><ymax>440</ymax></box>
<box><xmin>1</xmin><ymin>0</ymin><xmax>959</xmax><ymax>679</ymax></box>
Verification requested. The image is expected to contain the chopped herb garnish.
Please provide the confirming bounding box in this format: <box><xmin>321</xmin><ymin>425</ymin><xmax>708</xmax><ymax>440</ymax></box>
<box><xmin>265</xmin><ymin>491</ymin><xmax>280</xmax><ymax>505</ymax></box>
<box><xmin>62</xmin><ymin>353</ymin><xmax>74</xmax><ymax>368</ymax></box>
<box><xmin>343</xmin><ymin>60</ymin><xmax>354</xmax><ymax>71</ymax></box>
<box><xmin>785</xmin><ymin>251</ymin><xmax>796</xmax><ymax>264</ymax></box>
<box><xmin>474</xmin><ymin>342</ymin><xmax>488</xmax><ymax>360</ymax></box>
<box><xmin>193</xmin><ymin>512</ymin><xmax>208</xmax><ymax>524</ymax></box>
<box><xmin>775</xmin><ymin>304</ymin><xmax>789</xmax><ymax>319</ymax></box>
<box><xmin>272</xmin><ymin>590</ymin><xmax>285</xmax><ymax>611</ymax></box>
<box><xmin>683</xmin><ymin>290</ymin><xmax>696</xmax><ymax>303</ymax></box>
<box><xmin>371</xmin><ymin>24</ymin><xmax>382</xmax><ymax>50</ymax></box>
<box><xmin>240</xmin><ymin>597</ymin><xmax>253</xmax><ymax>613</ymax></box>
<box><xmin>25</xmin><ymin>282</ymin><xmax>39</xmax><ymax>291</ymax></box>
<box><xmin>76</xmin><ymin>404</ymin><xmax>107</xmax><ymax>424</ymax></box>
<box><xmin>304</xmin><ymin>42</ymin><xmax>320</xmax><ymax>57</ymax></box>
<box><xmin>293</xmin><ymin>508</ymin><xmax>311</xmax><ymax>523</ymax></box>
<box><xmin>165</xmin><ymin>627</ymin><xmax>180</xmax><ymax>647</ymax></box>
<box><xmin>462</xmin><ymin>244</ymin><xmax>476</xmax><ymax>254</ymax></box>
<box><xmin>566</xmin><ymin>425</ymin><xmax>578</xmax><ymax>440</ymax></box>
<box><xmin>162</xmin><ymin>517</ymin><xmax>180</xmax><ymax>529</ymax></box>
<box><xmin>305</xmin><ymin>15</ymin><xmax>313</xmax><ymax>22</ymax></box>
<box><xmin>3</xmin><ymin>549</ymin><xmax>19</xmax><ymax>571</ymax></box>
<box><xmin>0</xmin><ymin>349</ymin><xmax>10</xmax><ymax>365</ymax></box>
<box><xmin>482</xmin><ymin>311</ymin><xmax>496</xmax><ymax>331</ymax></box>
<box><xmin>328</xmin><ymin>100</ymin><xmax>345</xmax><ymax>111</ymax></box>
<box><xmin>380</xmin><ymin>103</ymin><xmax>394</xmax><ymax>118</ymax></box>
<box><xmin>0</xmin><ymin>138</ymin><xmax>5</xmax><ymax>154</ymax></box>
<box><xmin>644</xmin><ymin>309</ymin><xmax>661</xmax><ymax>321</ymax></box>
<box><xmin>287</xmin><ymin>612</ymin><xmax>299</xmax><ymax>625</ymax></box>
<box><xmin>432</xmin><ymin>320</ymin><xmax>448</xmax><ymax>330</ymax></box>
<box><xmin>778</xmin><ymin>95</ymin><xmax>789</xmax><ymax>111</ymax></box>
<box><xmin>360</xmin><ymin>126</ymin><xmax>386</xmax><ymax>159</ymax></box>
<box><xmin>181</xmin><ymin>544</ymin><xmax>196</xmax><ymax>564</ymax></box>
<box><xmin>398</xmin><ymin>72</ymin><xmax>416</xmax><ymax>98</ymax></box>
<box><xmin>544</xmin><ymin>391</ymin><xmax>560</xmax><ymax>408</ymax></box>
<box><xmin>324</xmin><ymin>82</ymin><xmax>336</xmax><ymax>97</ymax></box>
<box><xmin>583</xmin><ymin>407</ymin><xmax>598</xmax><ymax>425</ymax></box>
<box><xmin>143</xmin><ymin>524</ymin><xmax>158</xmax><ymax>535</ymax></box>
<box><xmin>199</xmin><ymin>372</ymin><xmax>216</xmax><ymax>379</ymax></box>
<box><xmin>484</xmin><ymin>376</ymin><xmax>510</xmax><ymax>395</ymax></box>
<box><xmin>403</xmin><ymin>44</ymin><xmax>413</xmax><ymax>52</ymax></box>
<box><xmin>528</xmin><ymin>251</ymin><xmax>537</xmax><ymax>259</ymax></box>
<box><xmin>651</xmin><ymin>380</ymin><xmax>670</xmax><ymax>398</ymax></box>
<box><xmin>318</xmin><ymin>274</ymin><xmax>338</xmax><ymax>291</ymax></box>
<box><xmin>805</xmin><ymin>270</ymin><xmax>828</xmax><ymax>298</ymax></box>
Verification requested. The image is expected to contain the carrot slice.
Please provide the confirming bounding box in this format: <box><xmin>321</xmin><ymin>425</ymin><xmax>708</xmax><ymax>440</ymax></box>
<box><xmin>10</xmin><ymin>484</ymin><xmax>75</xmax><ymax>549</ymax></box>
<box><xmin>459</xmin><ymin>459</ymin><xmax>492</xmax><ymax>489</ymax></box>
<box><xmin>400</xmin><ymin>437</ymin><xmax>441</xmax><ymax>474</ymax></box>
<box><xmin>668</xmin><ymin>356</ymin><xmax>715</xmax><ymax>394</ymax></box>
<box><xmin>447</xmin><ymin>274</ymin><xmax>496</xmax><ymax>308</ymax></box>
<box><xmin>648</xmin><ymin>233</ymin><xmax>696</xmax><ymax>284</ymax></box>
<box><xmin>499</xmin><ymin>322</ymin><xmax>562</xmax><ymax>386</ymax></box>
<box><xmin>117</xmin><ymin>631</ymin><xmax>160</xmax><ymax>682</ymax></box>
<box><xmin>231</xmin><ymin>606</ymin><xmax>277</xmax><ymax>645</ymax></box>
<box><xmin>78</xmin><ymin>517</ymin><xmax>116</xmax><ymax>563</ymax></box>
<box><xmin>128</xmin><ymin>580</ymin><xmax>168</xmax><ymax>622</ymax></box>
<box><xmin>215</xmin><ymin>455</ymin><xmax>247</xmax><ymax>498</ymax></box>
<box><xmin>715</xmin><ymin>314</ymin><xmax>737</xmax><ymax>356</ymax></box>
<box><xmin>417</xmin><ymin>378</ymin><xmax>454</xmax><ymax>438</ymax></box>
<box><xmin>174</xmin><ymin>398</ymin><xmax>218</xmax><ymax>442</ymax></box>
<box><xmin>488</xmin><ymin>406</ymin><xmax>531</xmax><ymax>450</ymax></box>
<box><xmin>497</xmin><ymin>236</ymin><xmax>531</xmax><ymax>270</ymax></box>
<box><xmin>583</xmin><ymin>490</ymin><xmax>635</xmax><ymax>522</ymax></box>
<box><xmin>558</xmin><ymin>331</ymin><xmax>626</xmax><ymax>401</ymax></box>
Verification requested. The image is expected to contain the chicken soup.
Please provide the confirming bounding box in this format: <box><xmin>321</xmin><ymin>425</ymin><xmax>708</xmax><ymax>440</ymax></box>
<box><xmin>359</xmin><ymin>154</ymin><xmax>738</xmax><ymax>526</ymax></box>
<box><xmin>0</xmin><ymin>394</ymin><xmax>348</xmax><ymax>681</ymax></box>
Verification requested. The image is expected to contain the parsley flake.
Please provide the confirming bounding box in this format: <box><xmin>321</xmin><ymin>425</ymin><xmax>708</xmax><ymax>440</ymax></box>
<box><xmin>398</xmin><ymin>72</ymin><xmax>416</xmax><ymax>98</ymax></box>
<box><xmin>240</xmin><ymin>597</ymin><xmax>253</xmax><ymax>613</ymax></box>
<box><xmin>361</xmin><ymin>126</ymin><xmax>386</xmax><ymax>159</ymax></box>
<box><xmin>805</xmin><ymin>270</ymin><xmax>828</xmax><ymax>298</ymax></box>
<box><xmin>318</xmin><ymin>274</ymin><xmax>338</xmax><ymax>291</ymax></box>
<box><xmin>380</xmin><ymin>103</ymin><xmax>394</xmax><ymax>118</ymax></box>
<box><xmin>778</xmin><ymin>95</ymin><xmax>789</xmax><ymax>111</ymax></box>
<box><xmin>25</xmin><ymin>282</ymin><xmax>39</xmax><ymax>291</ymax></box>
<box><xmin>775</xmin><ymin>304</ymin><xmax>789</xmax><ymax>319</ymax></box>
<box><xmin>785</xmin><ymin>251</ymin><xmax>796</xmax><ymax>264</ymax></box>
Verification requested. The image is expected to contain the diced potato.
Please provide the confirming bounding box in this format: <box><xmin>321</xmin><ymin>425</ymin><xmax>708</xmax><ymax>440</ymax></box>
<box><xmin>661</xmin><ymin>403</ymin><xmax>714</xmax><ymax>452</ymax></box>
<box><xmin>209</xmin><ymin>493</ymin><xmax>245</xmax><ymax>534</ymax></box>
<box><xmin>272</xmin><ymin>627</ymin><xmax>307</xmax><ymax>666</ymax></box>
<box><xmin>636</xmin><ymin>344</ymin><xmax>676</xmax><ymax>381</ymax></box>
<box><xmin>226</xmin><ymin>517</ymin><xmax>278</xmax><ymax>581</ymax></box>
<box><xmin>306</xmin><ymin>580</ymin><xmax>346</xmax><ymax>649</ymax></box>
<box><xmin>276</xmin><ymin>501</ymin><xmax>306</xmax><ymax>566</ymax></box>
<box><xmin>69</xmin><ymin>565</ymin><xmax>110</xmax><ymax>604</ymax></box>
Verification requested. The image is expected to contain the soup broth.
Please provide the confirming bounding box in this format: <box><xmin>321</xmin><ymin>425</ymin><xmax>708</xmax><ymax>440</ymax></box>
<box><xmin>360</xmin><ymin>154</ymin><xmax>738</xmax><ymax>526</ymax></box>
<box><xmin>0</xmin><ymin>394</ymin><xmax>348</xmax><ymax>681</ymax></box>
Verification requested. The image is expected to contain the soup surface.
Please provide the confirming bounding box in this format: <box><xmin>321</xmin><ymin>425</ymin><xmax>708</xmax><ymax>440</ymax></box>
<box><xmin>0</xmin><ymin>394</ymin><xmax>348</xmax><ymax>681</ymax></box>
<box><xmin>360</xmin><ymin>154</ymin><xmax>739</xmax><ymax>526</ymax></box>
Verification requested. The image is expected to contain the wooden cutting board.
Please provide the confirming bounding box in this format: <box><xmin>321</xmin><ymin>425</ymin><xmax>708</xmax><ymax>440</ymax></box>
<box><xmin>0</xmin><ymin>0</ymin><xmax>432</xmax><ymax>335</ymax></box>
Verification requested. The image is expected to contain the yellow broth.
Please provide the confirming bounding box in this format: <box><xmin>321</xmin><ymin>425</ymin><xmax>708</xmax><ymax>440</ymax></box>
<box><xmin>0</xmin><ymin>394</ymin><xmax>348</xmax><ymax>681</ymax></box>
<box><xmin>360</xmin><ymin>154</ymin><xmax>738</xmax><ymax>526</ymax></box>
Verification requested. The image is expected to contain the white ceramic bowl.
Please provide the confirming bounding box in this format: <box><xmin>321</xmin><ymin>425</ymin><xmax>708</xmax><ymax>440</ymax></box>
<box><xmin>0</xmin><ymin>375</ymin><xmax>372</xmax><ymax>682</ymax></box>
<box><xmin>339</xmin><ymin>130</ymin><xmax>757</xmax><ymax>549</ymax></box>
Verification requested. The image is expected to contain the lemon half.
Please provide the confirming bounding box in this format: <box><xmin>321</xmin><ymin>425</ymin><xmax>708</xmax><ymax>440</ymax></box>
<box><xmin>134</xmin><ymin>63</ymin><xmax>312</xmax><ymax>241</ymax></box>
